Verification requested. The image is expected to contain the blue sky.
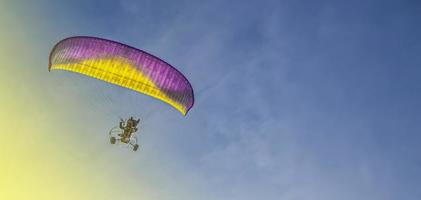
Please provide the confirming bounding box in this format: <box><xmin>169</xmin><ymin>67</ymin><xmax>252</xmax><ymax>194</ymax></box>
<box><xmin>16</xmin><ymin>0</ymin><xmax>421</xmax><ymax>199</ymax></box>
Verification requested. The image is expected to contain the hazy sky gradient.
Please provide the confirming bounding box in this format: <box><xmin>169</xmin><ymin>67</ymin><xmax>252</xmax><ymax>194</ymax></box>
<box><xmin>2</xmin><ymin>0</ymin><xmax>421</xmax><ymax>199</ymax></box>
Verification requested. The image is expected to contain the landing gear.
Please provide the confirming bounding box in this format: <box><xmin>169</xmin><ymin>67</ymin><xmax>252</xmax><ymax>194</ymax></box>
<box><xmin>109</xmin><ymin>126</ymin><xmax>140</xmax><ymax>152</ymax></box>
<box><xmin>133</xmin><ymin>144</ymin><xmax>139</xmax><ymax>151</ymax></box>
<box><xmin>110</xmin><ymin>136</ymin><xmax>116</xmax><ymax>144</ymax></box>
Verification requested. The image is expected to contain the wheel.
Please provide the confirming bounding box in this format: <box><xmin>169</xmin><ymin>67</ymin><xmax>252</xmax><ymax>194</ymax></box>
<box><xmin>110</xmin><ymin>137</ymin><xmax>116</xmax><ymax>144</ymax></box>
<box><xmin>133</xmin><ymin>144</ymin><xmax>139</xmax><ymax>151</ymax></box>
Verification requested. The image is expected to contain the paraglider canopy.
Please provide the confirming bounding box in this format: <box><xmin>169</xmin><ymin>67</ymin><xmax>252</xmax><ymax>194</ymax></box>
<box><xmin>49</xmin><ymin>36</ymin><xmax>194</xmax><ymax>115</ymax></box>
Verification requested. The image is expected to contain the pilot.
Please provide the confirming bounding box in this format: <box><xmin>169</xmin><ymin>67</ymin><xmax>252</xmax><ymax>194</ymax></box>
<box><xmin>119</xmin><ymin>117</ymin><xmax>140</xmax><ymax>140</ymax></box>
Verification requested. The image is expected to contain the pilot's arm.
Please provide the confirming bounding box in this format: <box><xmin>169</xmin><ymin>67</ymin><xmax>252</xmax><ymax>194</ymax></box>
<box><xmin>120</xmin><ymin>121</ymin><xmax>125</xmax><ymax>129</ymax></box>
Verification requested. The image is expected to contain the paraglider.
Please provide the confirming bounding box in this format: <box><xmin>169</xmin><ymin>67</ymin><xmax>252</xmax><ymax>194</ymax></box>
<box><xmin>48</xmin><ymin>36</ymin><xmax>194</xmax><ymax>151</ymax></box>
<box><xmin>109</xmin><ymin>117</ymin><xmax>140</xmax><ymax>151</ymax></box>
